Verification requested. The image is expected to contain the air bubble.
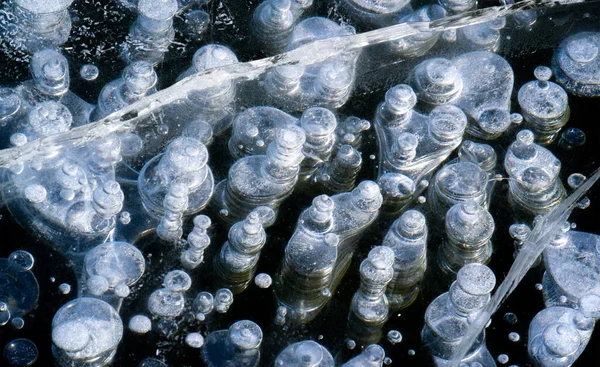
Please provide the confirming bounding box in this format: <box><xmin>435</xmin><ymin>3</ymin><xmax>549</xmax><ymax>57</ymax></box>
<box><xmin>87</xmin><ymin>275</ymin><xmax>109</xmax><ymax>296</ymax></box>
<box><xmin>384</xmin><ymin>357</ymin><xmax>393</xmax><ymax>365</ymax></box>
<box><xmin>185</xmin><ymin>332</ymin><xmax>204</xmax><ymax>348</ymax></box>
<box><xmin>11</xmin><ymin>317</ymin><xmax>24</xmax><ymax>329</ymax></box>
<box><xmin>346</xmin><ymin>339</ymin><xmax>356</xmax><ymax>349</ymax></box>
<box><xmin>157</xmin><ymin>124</ymin><xmax>169</xmax><ymax>135</ymax></box>
<box><xmin>8</xmin><ymin>250</ymin><xmax>34</xmax><ymax>271</ymax></box>
<box><xmin>497</xmin><ymin>354</ymin><xmax>509</xmax><ymax>364</ymax></box>
<box><xmin>387</xmin><ymin>330</ymin><xmax>403</xmax><ymax>344</ymax></box>
<box><xmin>567</xmin><ymin>173</ymin><xmax>586</xmax><ymax>189</ymax></box>
<box><xmin>559</xmin><ymin>127</ymin><xmax>586</xmax><ymax>149</ymax></box>
<box><xmin>503</xmin><ymin>312</ymin><xmax>518</xmax><ymax>325</ymax></box>
<box><xmin>508</xmin><ymin>332</ymin><xmax>520</xmax><ymax>342</ymax></box>
<box><xmin>214</xmin><ymin>288</ymin><xmax>234</xmax><ymax>313</ymax></box>
<box><xmin>254</xmin><ymin>273</ymin><xmax>272</xmax><ymax>288</ymax></box>
<box><xmin>129</xmin><ymin>315</ymin><xmax>152</xmax><ymax>334</ymax></box>
<box><xmin>80</xmin><ymin>64</ymin><xmax>99</xmax><ymax>81</ymax></box>
<box><xmin>3</xmin><ymin>339</ymin><xmax>38</xmax><ymax>366</ymax></box>
<box><xmin>535</xmin><ymin>283</ymin><xmax>543</xmax><ymax>291</ymax></box>
<box><xmin>58</xmin><ymin>283</ymin><xmax>71</xmax><ymax>295</ymax></box>
<box><xmin>119</xmin><ymin>211</ymin><xmax>131</xmax><ymax>225</ymax></box>
<box><xmin>115</xmin><ymin>283</ymin><xmax>131</xmax><ymax>298</ymax></box>
<box><xmin>408</xmin><ymin>349</ymin><xmax>415</xmax><ymax>356</ymax></box>
<box><xmin>163</xmin><ymin>270</ymin><xmax>192</xmax><ymax>292</ymax></box>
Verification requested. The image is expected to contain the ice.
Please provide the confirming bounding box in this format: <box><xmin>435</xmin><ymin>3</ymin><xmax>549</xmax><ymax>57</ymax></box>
<box><xmin>342</xmin><ymin>344</ymin><xmax>386</xmax><ymax>366</ymax></box>
<box><xmin>448</xmin><ymin>167</ymin><xmax>600</xmax><ymax>367</ymax></box>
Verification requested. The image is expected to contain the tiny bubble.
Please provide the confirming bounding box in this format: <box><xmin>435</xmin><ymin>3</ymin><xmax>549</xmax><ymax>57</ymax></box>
<box><xmin>80</xmin><ymin>64</ymin><xmax>99</xmax><ymax>81</ymax></box>
<box><xmin>157</xmin><ymin>124</ymin><xmax>169</xmax><ymax>135</ymax></box>
<box><xmin>570</xmin><ymin>222</ymin><xmax>577</xmax><ymax>229</ymax></box>
<box><xmin>535</xmin><ymin>283</ymin><xmax>543</xmax><ymax>291</ymax></box>
<box><xmin>369</xmin><ymin>154</ymin><xmax>376</xmax><ymax>160</ymax></box>
<box><xmin>119</xmin><ymin>211</ymin><xmax>131</xmax><ymax>225</ymax></box>
<box><xmin>384</xmin><ymin>357</ymin><xmax>392</xmax><ymax>365</ymax></box>
<box><xmin>185</xmin><ymin>332</ymin><xmax>204</xmax><ymax>348</ymax></box>
<box><xmin>50</xmin><ymin>277</ymin><xmax>56</xmax><ymax>283</ymax></box>
<box><xmin>346</xmin><ymin>340</ymin><xmax>356</xmax><ymax>349</ymax></box>
<box><xmin>417</xmin><ymin>196</ymin><xmax>426</xmax><ymax>204</ymax></box>
<box><xmin>387</xmin><ymin>330</ymin><xmax>403</xmax><ymax>344</ymax></box>
<box><xmin>559</xmin><ymin>295</ymin><xmax>568</xmax><ymax>304</ymax></box>
<box><xmin>318</xmin><ymin>335</ymin><xmax>324</xmax><ymax>340</ymax></box>
<box><xmin>503</xmin><ymin>312</ymin><xmax>518</xmax><ymax>325</ymax></box>
<box><xmin>254</xmin><ymin>273</ymin><xmax>272</xmax><ymax>289</ymax></box>
<box><xmin>408</xmin><ymin>349</ymin><xmax>415</xmax><ymax>356</ymax></box>
<box><xmin>508</xmin><ymin>332</ymin><xmax>520</xmax><ymax>342</ymax></box>
<box><xmin>58</xmin><ymin>283</ymin><xmax>71</xmax><ymax>295</ymax></box>
<box><xmin>497</xmin><ymin>354</ymin><xmax>509</xmax><ymax>364</ymax></box>
<box><xmin>11</xmin><ymin>317</ymin><xmax>24</xmax><ymax>329</ymax></box>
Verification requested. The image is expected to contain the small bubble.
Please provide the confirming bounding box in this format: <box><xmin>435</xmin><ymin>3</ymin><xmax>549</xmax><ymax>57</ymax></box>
<box><xmin>163</xmin><ymin>270</ymin><xmax>192</xmax><ymax>292</ymax></box>
<box><xmin>576</xmin><ymin>197</ymin><xmax>591</xmax><ymax>209</ymax></box>
<box><xmin>508</xmin><ymin>332</ymin><xmax>520</xmax><ymax>342</ymax></box>
<box><xmin>417</xmin><ymin>196</ymin><xmax>426</xmax><ymax>204</ymax></box>
<box><xmin>535</xmin><ymin>283</ymin><xmax>543</xmax><ymax>291</ymax></box>
<box><xmin>8</xmin><ymin>250</ymin><xmax>34</xmax><ymax>271</ymax></box>
<box><xmin>510</xmin><ymin>113</ymin><xmax>523</xmax><ymax>124</ymax></box>
<box><xmin>119</xmin><ymin>211</ymin><xmax>131</xmax><ymax>225</ymax></box>
<box><xmin>387</xmin><ymin>330</ymin><xmax>403</xmax><ymax>344</ymax></box>
<box><xmin>567</xmin><ymin>173</ymin><xmax>587</xmax><ymax>189</ymax></box>
<box><xmin>318</xmin><ymin>335</ymin><xmax>324</xmax><ymax>340</ymax></box>
<box><xmin>157</xmin><ymin>124</ymin><xmax>169</xmax><ymax>135</ymax></box>
<box><xmin>571</xmin><ymin>222</ymin><xmax>577</xmax><ymax>229</ymax></box>
<box><xmin>346</xmin><ymin>340</ymin><xmax>356</xmax><ymax>349</ymax></box>
<box><xmin>185</xmin><ymin>332</ymin><xmax>204</xmax><ymax>348</ymax></box>
<box><xmin>497</xmin><ymin>354</ymin><xmax>509</xmax><ymax>364</ymax></box>
<box><xmin>384</xmin><ymin>357</ymin><xmax>393</xmax><ymax>365</ymax></box>
<box><xmin>58</xmin><ymin>283</ymin><xmax>71</xmax><ymax>295</ymax></box>
<box><xmin>408</xmin><ymin>349</ymin><xmax>415</xmax><ymax>356</ymax></box>
<box><xmin>254</xmin><ymin>273</ymin><xmax>272</xmax><ymax>289</ymax></box>
<box><xmin>196</xmin><ymin>313</ymin><xmax>206</xmax><ymax>322</ymax></box>
<box><xmin>503</xmin><ymin>312</ymin><xmax>518</xmax><ymax>325</ymax></box>
<box><xmin>11</xmin><ymin>317</ymin><xmax>24</xmax><ymax>329</ymax></box>
<box><xmin>115</xmin><ymin>283</ymin><xmax>131</xmax><ymax>298</ymax></box>
<box><xmin>559</xmin><ymin>295</ymin><xmax>568</xmax><ymax>304</ymax></box>
<box><xmin>369</xmin><ymin>154</ymin><xmax>376</xmax><ymax>160</ymax></box>
<box><xmin>50</xmin><ymin>277</ymin><xmax>56</xmax><ymax>283</ymax></box>
<box><xmin>220</xmin><ymin>209</ymin><xmax>229</xmax><ymax>217</ymax></box>
<box><xmin>129</xmin><ymin>315</ymin><xmax>152</xmax><ymax>334</ymax></box>
<box><xmin>87</xmin><ymin>275</ymin><xmax>109</xmax><ymax>296</ymax></box>
<box><xmin>80</xmin><ymin>64</ymin><xmax>99</xmax><ymax>81</ymax></box>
